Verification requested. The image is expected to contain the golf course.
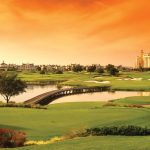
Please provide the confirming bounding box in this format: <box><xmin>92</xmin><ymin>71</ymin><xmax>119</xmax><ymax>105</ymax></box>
<box><xmin>18</xmin><ymin>71</ymin><xmax>150</xmax><ymax>91</ymax></box>
<box><xmin>1</xmin><ymin>98</ymin><xmax>150</xmax><ymax>150</ymax></box>
<box><xmin>1</xmin><ymin>71</ymin><xmax>150</xmax><ymax>149</ymax></box>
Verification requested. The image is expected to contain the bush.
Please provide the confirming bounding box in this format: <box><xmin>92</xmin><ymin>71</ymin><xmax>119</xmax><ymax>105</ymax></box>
<box><xmin>54</xmin><ymin>69</ymin><xmax>63</xmax><ymax>74</ymax></box>
<box><xmin>123</xmin><ymin>104</ymin><xmax>144</xmax><ymax>108</ymax></box>
<box><xmin>103</xmin><ymin>102</ymin><xmax>119</xmax><ymax>107</ymax></box>
<box><xmin>0</xmin><ymin>129</ymin><xmax>26</xmax><ymax>148</ymax></box>
<box><xmin>0</xmin><ymin>103</ymin><xmax>47</xmax><ymax>109</ymax></box>
<box><xmin>79</xmin><ymin>126</ymin><xmax>150</xmax><ymax>137</ymax></box>
<box><xmin>40</xmin><ymin>70</ymin><xmax>46</xmax><ymax>74</ymax></box>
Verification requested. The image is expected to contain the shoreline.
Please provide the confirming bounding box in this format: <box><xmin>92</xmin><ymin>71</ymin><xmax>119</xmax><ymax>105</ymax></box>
<box><xmin>26</xmin><ymin>82</ymin><xmax>150</xmax><ymax>92</ymax></box>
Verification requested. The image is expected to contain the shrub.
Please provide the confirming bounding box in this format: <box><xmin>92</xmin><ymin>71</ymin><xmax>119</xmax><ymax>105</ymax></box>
<box><xmin>0</xmin><ymin>103</ymin><xmax>47</xmax><ymax>109</ymax></box>
<box><xmin>54</xmin><ymin>69</ymin><xmax>63</xmax><ymax>74</ymax></box>
<box><xmin>103</xmin><ymin>102</ymin><xmax>120</xmax><ymax>107</ymax></box>
<box><xmin>64</xmin><ymin>128</ymin><xmax>86</xmax><ymax>139</ymax></box>
<box><xmin>40</xmin><ymin>70</ymin><xmax>46</xmax><ymax>74</ymax></box>
<box><xmin>123</xmin><ymin>104</ymin><xmax>144</xmax><ymax>108</ymax></box>
<box><xmin>25</xmin><ymin>136</ymin><xmax>65</xmax><ymax>146</ymax></box>
<box><xmin>79</xmin><ymin>126</ymin><xmax>150</xmax><ymax>137</ymax></box>
<box><xmin>0</xmin><ymin>129</ymin><xmax>26</xmax><ymax>148</ymax></box>
<box><xmin>103</xmin><ymin>103</ymin><xmax>144</xmax><ymax>108</ymax></box>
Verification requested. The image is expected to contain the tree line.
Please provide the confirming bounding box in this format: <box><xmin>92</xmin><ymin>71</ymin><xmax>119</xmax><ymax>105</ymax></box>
<box><xmin>72</xmin><ymin>64</ymin><xmax>119</xmax><ymax>76</ymax></box>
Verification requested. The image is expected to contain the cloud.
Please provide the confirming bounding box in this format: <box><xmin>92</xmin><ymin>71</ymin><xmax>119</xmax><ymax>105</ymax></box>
<box><xmin>0</xmin><ymin>0</ymin><xmax>150</xmax><ymax>65</ymax></box>
<box><xmin>10</xmin><ymin>0</ymin><xmax>122</xmax><ymax>11</ymax></box>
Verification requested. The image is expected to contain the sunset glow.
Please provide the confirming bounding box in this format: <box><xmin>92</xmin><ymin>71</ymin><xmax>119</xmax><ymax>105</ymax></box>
<box><xmin>0</xmin><ymin>0</ymin><xmax>150</xmax><ymax>66</ymax></box>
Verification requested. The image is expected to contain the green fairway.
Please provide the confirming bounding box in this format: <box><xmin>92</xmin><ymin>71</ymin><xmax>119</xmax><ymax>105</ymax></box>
<box><xmin>17</xmin><ymin>71</ymin><xmax>150</xmax><ymax>90</ymax></box>
<box><xmin>2</xmin><ymin>136</ymin><xmax>150</xmax><ymax>150</ymax></box>
<box><xmin>113</xmin><ymin>96</ymin><xmax>150</xmax><ymax>105</ymax></box>
<box><xmin>1</xmin><ymin>102</ymin><xmax>150</xmax><ymax>149</ymax></box>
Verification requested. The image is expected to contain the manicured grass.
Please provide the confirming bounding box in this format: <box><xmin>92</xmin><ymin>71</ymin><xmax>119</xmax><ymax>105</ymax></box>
<box><xmin>111</xmin><ymin>80</ymin><xmax>150</xmax><ymax>91</ymax></box>
<box><xmin>17</xmin><ymin>71</ymin><xmax>150</xmax><ymax>90</ymax></box>
<box><xmin>18</xmin><ymin>71</ymin><xmax>95</xmax><ymax>83</ymax></box>
<box><xmin>1</xmin><ymin>102</ymin><xmax>150</xmax><ymax>149</ymax></box>
<box><xmin>2</xmin><ymin>136</ymin><xmax>150</xmax><ymax>150</ymax></box>
<box><xmin>122</xmin><ymin>71</ymin><xmax>150</xmax><ymax>80</ymax></box>
<box><xmin>113</xmin><ymin>96</ymin><xmax>150</xmax><ymax>105</ymax></box>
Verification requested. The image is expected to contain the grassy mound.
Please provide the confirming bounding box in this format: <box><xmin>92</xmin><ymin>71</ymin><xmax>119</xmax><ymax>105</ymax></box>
<box><xmin>1</xmin><ymin>102</ymin><xmax>150</xmax><ymax>149</ymax></box>
<box><xmin>113</xmin><ymin>96</ymin><xmax>150</xmax><ymax>105</ymax></box>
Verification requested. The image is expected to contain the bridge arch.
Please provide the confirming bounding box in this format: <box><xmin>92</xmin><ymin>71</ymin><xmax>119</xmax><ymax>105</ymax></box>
<box><xmin>24</xmin><ymin>86</ymin><xmax>110</xmax><ymax>105</ymax></box>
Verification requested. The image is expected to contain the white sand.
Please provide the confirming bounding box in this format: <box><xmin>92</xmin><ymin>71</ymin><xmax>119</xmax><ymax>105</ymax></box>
<box><xmin>116</xmin><ymin>78</ymin><xmax>143</xmax><ymax>81</ymax></box>
<box><xmin>131</xmin><ymin>78</ymin><xmax>142</xmax><ymax>81</ymax></box>
<box><xmin>94</xmin><ymin>77</ymin><xmax>103</xmax><ymax>79</ymax></box>
<box><xmin>85</xmin><ymin>81</ymin><xmax>110</xmax><ymax>84</ymax></box>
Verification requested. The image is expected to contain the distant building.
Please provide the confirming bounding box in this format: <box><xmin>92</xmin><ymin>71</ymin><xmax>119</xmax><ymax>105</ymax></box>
<box><xmin>19</xmin><ymin>63</ymin><xmax>35</xmax><ymax>71</ymax></box>
<box><xmin>0</xmin><ymin>61</ymin><xmax>17</xmax><ymax>71</ymax></box>
<box><xmin>0</xmin><ymin>61</ymin><xmax>8</xmax><ymax>71</ymax></box>
<box><xmin>135</xmin><ymin>50</ymin><xmax>150</xmax><ymax>68</ymax></box>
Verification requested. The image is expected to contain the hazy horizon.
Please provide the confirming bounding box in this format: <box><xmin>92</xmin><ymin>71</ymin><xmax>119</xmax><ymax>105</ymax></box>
<box><xmin>0</xmin><ymin>0</ymin><xmax>150</xmax><ymax>66</ymax></box>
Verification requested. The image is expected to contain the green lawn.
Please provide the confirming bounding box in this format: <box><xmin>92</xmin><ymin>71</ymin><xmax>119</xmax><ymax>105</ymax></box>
<box><xmin>1</xmin><ymin>102</ymin><xmax>150</xmax><ymax>149</ymax></box>
<box><xmin>113</xmin><ymin>96</ymin><xmax>150</xmax><ymax>105</ymax></box>
<box><xmin>1</xmin><ymin>71</ymin><xmax>150</xmax><ymax>149</ymax></box>
<box><xmin>4</xmin><ymin>136</ymin><xmax>150</xmax><ymax>150</ymax></box>
<box><xmin>17</xmin><ymin>71</ymin><xmax>150</xmax><ymax>90</ymax></box>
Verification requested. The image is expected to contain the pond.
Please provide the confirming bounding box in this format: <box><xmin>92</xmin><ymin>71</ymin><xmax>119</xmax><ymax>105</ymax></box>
<box><xmin>0</xmin><ymin>85</ymin><xmax>62</xmax><ymax>103</ymax></box>
<box><xmin>51</xmin><ymin>91</ymin><xmax>150</xmax><ymax>104</ymax></box>
<box><xmin>0</xmin><ymin>85</ymin><xmax>150</xmax><ymax>104</ymax></box>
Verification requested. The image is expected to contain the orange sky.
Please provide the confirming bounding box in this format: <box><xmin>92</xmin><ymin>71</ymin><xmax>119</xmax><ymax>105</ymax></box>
<box><xmin>0</xmin><ymin>0</ymin><xmax>150</xmax><ymax>66</ymax></box>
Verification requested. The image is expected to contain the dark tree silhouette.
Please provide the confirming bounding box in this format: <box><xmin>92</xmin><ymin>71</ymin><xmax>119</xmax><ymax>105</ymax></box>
<box><xmin>0</xmin><ymin>73</ymin><xmax>27</xmax><ymax>103</ymax></box>
<box><xmin>87</xmin><ymin>65</ymin><xmax>96</xmax><ymax>73</ymax></box>
<box><xmin>105</xmin><ymin>64</ymin><xmax>119</xmax><ymax>76</ymax></box>
<box><xmin>72</xmin><ymin>65</ymin><xmax>83</xmax><ymax>72</ymax></box>
<box><xmin>109</xmin><ymin>68</ymin><xmax>119</xmax><ymax>76</ymax></box>
<box><xmin>106</xmin><ymin>64</ymin><xmax>115</xmax><ymax>72</ymax></box>
<box><xmin>96</xmin><ymin>67</ymin><xmax>104</xmax><ymax>74</ymax></box>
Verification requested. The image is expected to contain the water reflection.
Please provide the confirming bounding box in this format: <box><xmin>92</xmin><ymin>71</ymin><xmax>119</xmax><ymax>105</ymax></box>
<box><xmin>51</xmin><ymin>91</ymin><xmax>150</xmax><ymax>104</ymax></box>
<box><xmin>0</xmin><ymin>85</ymin><xmax>69</xmax><ymax>103</ymax></box>
<box><xmin>0</xmin><ymin>85</ymin><xmax>150</xmax><ymax>104</ymax></box>
<box><xmin>137</xmin><ymin>92</ymin><xmax>150</xmax><ymax>96</ymax></box>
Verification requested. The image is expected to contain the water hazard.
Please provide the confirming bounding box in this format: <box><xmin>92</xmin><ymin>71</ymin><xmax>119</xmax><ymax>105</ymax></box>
<box><xmin>0</xmin><ymin>85</ymin><xmax>150</xmax><ymax>104</ymax></box>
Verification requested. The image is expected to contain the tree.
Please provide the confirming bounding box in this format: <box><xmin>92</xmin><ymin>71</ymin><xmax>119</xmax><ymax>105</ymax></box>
<box><xmin>106</xmin><ymin>64</ymin><xmax>115</xmax><ymax>72</ymax></box>
<box><xmin>87</xmin><ymin>65</ymin><xmax>96</xmax><ymax>73</ymax></box>
<box><xmin>40</xmin><ymin>70</ymin><xmax>46</xmax><ymax>74</ymax></box>
<box><xmin>36</xmin><ymin>66</ymin><xmax>41</xmax><ymax>72</ymax></box>
<box><xmin>72</xmin><ymin>65</ymin><xmax>83</xmax><ymax>72</ymax></box>
<box><xmin>55</xmin><ymin>69</ymin><xmax>63</xmax><ymax>74</ymax></box>
<box><xmin>109</xmin><ymin>68</ymin><xmax>119</xmax><ymax>76</ymax></box>
<box><xmin>0</xmin><ymin>73</ymin><xmax>27</xmax><ymax>103</ymax></box>
<box><xmin>96</xmin><ymin>67</ymin><xmax>104</xmax><ymax>74</ymax></box>
<box><xmin>42</xmin><ymin>66</ymin><xmax>47</xmax><ymax>73</ymax></box>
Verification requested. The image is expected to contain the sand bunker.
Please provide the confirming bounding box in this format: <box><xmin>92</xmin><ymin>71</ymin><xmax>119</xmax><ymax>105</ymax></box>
<box><xmin>94</xmin><ymin>77</ymin><xmax>102</xmax><ymax>79</ymax></box>
<box><xmin>131</xmin><ymin>78</ymin><xmax>142</xmax><ymax>81</ymax></box>
<box><xmin>85</xmin><ymin>81</ymin><xmax>110</xmax><ymax>84</ymax></box>
<box><xmin>117</xmin><ymin>78</ymin><xmax>142</xmax><ymax>81</ymax></box>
